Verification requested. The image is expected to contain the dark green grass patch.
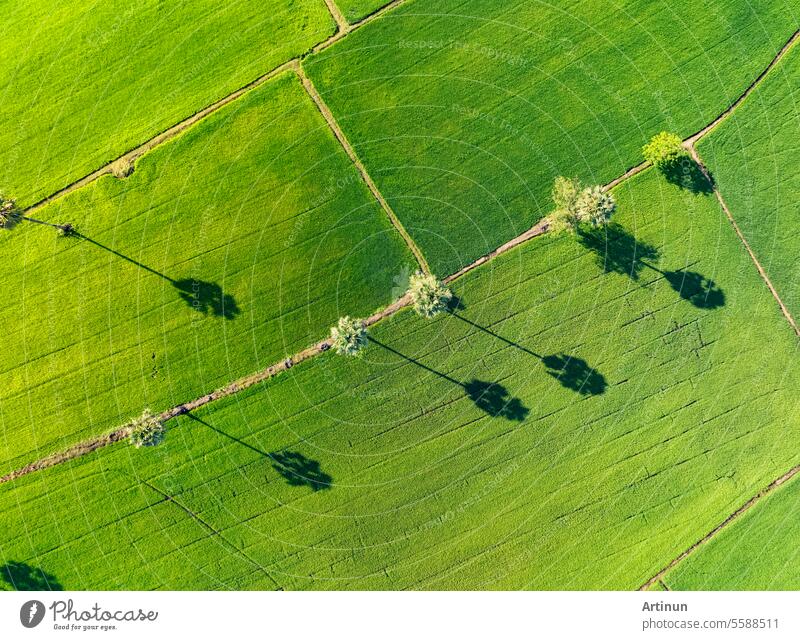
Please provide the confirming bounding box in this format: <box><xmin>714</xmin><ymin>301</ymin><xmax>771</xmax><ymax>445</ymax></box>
<box><xmin>0</xmin><ymin>72</ymin><xmax>412</xmax><ymax>475</ymax></box>
<box><xmin>0</xmin><ymin>0</ymin><xmax>334</xmax><ymax>206</ymax></box>
<box><xmin>304</xmin><ymin>0</ymin><xmax>800</xmax><ymax>275</ymax></box>
<box><xmin>664</xmin><ymin>473</ymin><xmax>800</xmax><ymax>590</ymax></box>
<box><xmin>3</xmin><ymin>169</ymin><xmax>800</xmax><ymax>589</ymax></box>
<box><xmin>697</xmin><ymin>41</ymin><xmax>800</xmax><ymax>319</ymax></box>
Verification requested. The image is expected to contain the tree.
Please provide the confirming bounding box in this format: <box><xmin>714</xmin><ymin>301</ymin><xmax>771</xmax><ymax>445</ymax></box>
<box><xmin>575</xmin><ymin>185</ymin><xmax>616</xmax><ymax>227</ymax></box>
<box><xmin>642</xmin><ymin>131</ymin><xmax>687</xmax><ymax>169</ymax></box>
<box><xmin>550</xmin><ymin>177</ymin><xmax>616</xmax><ymax>231</ymax></box>
<box><xmin>128</xmin><ymin>409</ymin><xmax>166</xmax><ymax>448</ymax></box>
<box><xmin>0</xmin><ymin>192</ymin><xmax>74</xmax><ymax>235</ymax></box>
<box><xmin>330</xmin><ymin>316</ymin><xmax>368</xmax><ymax>355</ymax></box>
<box><xmin>408</xmin><ymin>271</ymin><xmax>452</xmax><ymax>318</ymax></box>
<box><xmin>0</xmin><ymin>193</ymin><xmax>21</xmax><ymax>229</ymax></box>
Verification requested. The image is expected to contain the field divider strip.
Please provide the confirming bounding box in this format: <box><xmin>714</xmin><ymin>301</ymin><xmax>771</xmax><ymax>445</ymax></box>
<box><xmin>638</xmin><ymin>463</ymin><xmax>800</xmax><ymax>590</ymax></box>
<box><xmin>322</xmin><ymin>0</ymin><xmax>351</xmax><ymax>34</ymax></box>
<box><xmin>5</xmin><ymin>27</ymin><xmax>799</xmax><ymax>485</ymax></box>
<box><xmin>689</xmin><ymin>145</ymin><xmax>800</xmax><ymax>336</ymax></box>
<box><xmin>685</xmin><ymin>30</ymin><xmax>799</xmax><ymax>146</ymax></box>
<box><xmin>294</xmin><ymin>62</ymin><xmax>432</xmax><ymax>274</ymax></box>
<box><xmin>21</xmin><ymin>0</ymin><xmax>410</xmax><ymax>216</ymax></box>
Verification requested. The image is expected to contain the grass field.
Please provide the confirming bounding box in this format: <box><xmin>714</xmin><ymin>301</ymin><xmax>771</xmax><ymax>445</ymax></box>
<box><xmin>336</xmin><ymin>0</ymin><xmax>392</xmax><ymax>23</ymax></box>
<box><xmin>697</xmin><ymin>41</ymin><xmax>800</xmax><ymax>319</ymax></box>
<box><xmin>304</xmin><ymin>0</ymin><xmax>800</xmax><ymax>275</ymax></box>
<box><xmin>0</xmin><ymin>0</ymin><xmax>335</xmax><ymax>207</ymax></box>
<box><xmin>663</xmin><ymin>473</ymin><xmax>800</xmax><ymax>590</ymax></box>
<box><xmin>3</xmin><ymin>169</ymin><xmax>800</xmax><ymax>589</ymax></box>
<box><xmin>0</xmin><ymin>72</ymin><xmax>412</xmax><ymax>476</ymax></box>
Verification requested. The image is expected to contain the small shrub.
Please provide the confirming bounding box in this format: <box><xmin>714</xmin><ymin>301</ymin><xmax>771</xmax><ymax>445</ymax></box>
<box><xmin>642</xmin><ymin>131</ymin><xmax>687</xmax><ymax>169</ymax></box>
<box><xmin>58</xmin><ymin>222</ymin><xmax>76</xmax><ymax>237</ymax></box>
<box><xmin>0</xmin><ymin>193</ymin><xmax>21</xmax><ymax>229</ymax></box>
<box><xmin>550</xmin><ymin>177</ymin><xmax>615</xmax><ymax>231</ymax></box>
<box><xmin>111</xmin><ymin>157</ymin><xmax>134</xmax><ymax>178</ymax></box>
<box><xmin>408</xmin><ymin>271</ymin><xmax>452</xmax><ymax>318</ymax></box>
<box><xmin>330</xmin><ymin>316</ymin><xmax>368</xmax><ymax>356</ymax></box>
<box><xmin>128</xmin><ymin>409</ymin><xmax>166</xmax><ymax>448</ymax></box>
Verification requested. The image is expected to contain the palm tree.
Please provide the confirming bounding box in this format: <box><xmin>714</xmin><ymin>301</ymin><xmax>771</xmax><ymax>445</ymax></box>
<box><xmin>330</xmin><ymin>316</ymin><xmax>368</xmax><ymax>355</ymax></box>
<box><xmin>0</xmin><ymin>193</ymin><xmax>74</xmax><ymax>235</ymax></box>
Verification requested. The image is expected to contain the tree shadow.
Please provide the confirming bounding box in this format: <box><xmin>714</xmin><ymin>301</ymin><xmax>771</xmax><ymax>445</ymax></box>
<box><xmin>449</xmin><ymin>312</ymin><xmax>541</xmax><ymax>359</ymax></box>
<box><xmin>463</xmin><ymin>380</ymin><xmax>529</xmax><ymax>421</ymax></box>
<box><xmin>446</xmin><ymin>295</ymin><xmax>466</xmax><ymax>312</ymax></box>
<box><xmin>371</xmin><ymin>338</ymin><xmax>529</xmax><ymax>421</ymax></box>
<box><xmin>577</xmin><ymin>224</ymin><xmax>725</xmax><ymax>309</ymax></box>
<box><xmin>173</xmin><ymin>279</ymin><xmax>240</xmax><ymax>320</ymax></box>
<box><xmin>577</xmin><ymin>223</ymin><xmax>660</xmax><ymax>280</ymax></box>
<box><xmin>0</xmin><ymin>562</ymin><xmax>63</xmax><ymax>591</ymax></box>
<box><xmin>269</xmin><ymin>451</ymin><xmax>332</xmax><ymax>491</ymax></box>
<box><xmin>661</xmin><ymin>157</ymin><xmax>715</xmax><ymax>195</ymax></box>
<box><xmin>661</xmin><ymin>270</ymin><xmax>725</xmax><ymax>309</ymax></box>
<box><xmin>541</xmin><ymin>354</ymin><xmax>607</xmax><ymax>396</ymax></box>
<box><xmin>73</xmin><ymin>233</ymin><xmax>239</xmax><ymax>320</ymax></box>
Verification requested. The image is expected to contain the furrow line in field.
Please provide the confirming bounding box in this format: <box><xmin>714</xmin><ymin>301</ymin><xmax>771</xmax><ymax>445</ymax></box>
<box><xmin>4</xmin><ymin>26</ymin><xmax>799</xmax><ymax>485</ymax></box>
<box><xmin>638</xmin><ymin>462</ymin><xmax>800</xmax><ymax>590</ymax></box>
<box><xmin>294</xmin><ymin>62</ymin><xmax>431</xmax><ymax>274</ymax></box>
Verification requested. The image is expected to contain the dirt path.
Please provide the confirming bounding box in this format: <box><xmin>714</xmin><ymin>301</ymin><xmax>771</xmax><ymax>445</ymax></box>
<box><xmin>639</xmin><ymin>463</ymin><xmax>800</xmax><ymax>590</ymax></box>
<box><xmin>295</xmin><ymin>62</ymin><xmax>431</xmax><ymax>274</ymax></box>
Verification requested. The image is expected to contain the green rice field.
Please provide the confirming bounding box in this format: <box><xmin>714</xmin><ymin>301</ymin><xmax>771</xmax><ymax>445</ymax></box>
<box><xmin>0</xmin><ymin>72</ymin><xmax>411</xmax><ymax>476</ymax></box>
<box><xmin>2</xmin><ymin>0</ymin><xmax>800</xmax><ymax>593</ymax></box>
<box><xmin>3</xmin><ymin>170</ymin><xmax>800</xmax><ymax>589</ymax></box>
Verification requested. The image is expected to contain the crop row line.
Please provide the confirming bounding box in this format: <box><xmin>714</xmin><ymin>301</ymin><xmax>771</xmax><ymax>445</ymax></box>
<box><xmin>690</xmin><ymin>145</ymin><xmax>800</xmax><ymax>336</ymax></box>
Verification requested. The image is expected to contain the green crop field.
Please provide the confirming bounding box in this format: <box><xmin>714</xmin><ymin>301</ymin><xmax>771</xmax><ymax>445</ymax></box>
<box><xmin>304</xmin><ymin>0</ymin><xmax>800</xmax><ymax>275</ymax></box>
<box><xmin>0</xmin><ymin>0</ymin><xmax>334</xmax><ymax>207</ymax></box>
<box><xmin>3</xmin><ymin>170</ymin><xmax>800</xmax><ymax>589</ymax></box>
<box><xmin>0</xmin><ymin>72</ymin><xmax>411</xmax><ymax>476</ymax></box>
<box><xmin>2</xmin><ymin>0</ymin><xmax>800</xmax><ymax>597</ymax></box>
<box><xmin>662</xmin><ymin>473</ymin><xmax>800</xmax><ymax>590</ymax></box>
<box><xmin>337</xmin><ymin>0</ymin><xmax>392</xmax><ymax>23</ymax></box>
<box><xmin>697</xmin><ymin>43</ymin><xmax>800</xmax><ymax>319</ymax></box>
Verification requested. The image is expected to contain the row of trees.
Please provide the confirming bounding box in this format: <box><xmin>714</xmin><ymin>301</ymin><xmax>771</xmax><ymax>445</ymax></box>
<box><xmin>327</xmin><ymin>130</ymin><xmax>687</xmax><ymax>358</ymax></box>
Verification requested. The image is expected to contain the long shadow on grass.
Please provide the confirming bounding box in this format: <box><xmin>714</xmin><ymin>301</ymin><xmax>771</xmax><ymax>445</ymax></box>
<box><xmin>269</xmin><ymin>451</ymin><xmax>332</xmax><ymax>492</ymax></box>
<box><xmin>447</xmin><ymin>313</ymin><xmax>607</xmax><ymax>396</ymax></box>
<box><xmin>188</xmin><ymin>414</ymin><xmax>332</xmax><ymax>491</ymax></box>
<box><xmin>74</xmin><ymin>232</ymin><xmax>240</xmax><ymax>319</ymax></box>
<box><xmin>187</xmin><ymin>414</ymin><xmax>269</xmax><ymax>457</ymax></box>
<box><xmin>0</xmin><ymin>562</ymin><xmax>62</xmax><ymax>591</ymax></box>
<box><xmin>577</xmin><ymin>224</ymin><xmax>725</xmax><ymax>309</ymax></box>
<box><xmin>371</xmin><ymin>338</ymin><xmax>529</xmax><ymax>421</ymax></box>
